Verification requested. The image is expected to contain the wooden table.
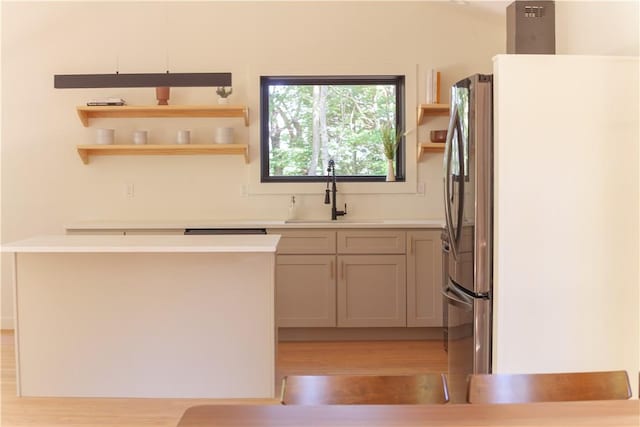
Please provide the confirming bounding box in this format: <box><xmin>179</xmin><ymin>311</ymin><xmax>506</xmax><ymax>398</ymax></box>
<box><xmin>177</xmin><ymin>400</ymin><xmax>639</xmax><ymax>426</ymax></box>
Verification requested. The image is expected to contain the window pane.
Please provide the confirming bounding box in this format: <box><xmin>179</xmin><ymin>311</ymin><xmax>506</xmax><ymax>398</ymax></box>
<box><xmin>261</xmin><ymin>76</ymin><xmax>404</xmax><ymax>182</ymax></box>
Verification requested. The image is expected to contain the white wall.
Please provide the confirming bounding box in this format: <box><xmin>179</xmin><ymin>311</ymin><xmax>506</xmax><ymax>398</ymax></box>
<box><xmin>556</xmin><ymin>1</ymin><xmax>639</xmax><ymax>56</ymax></box>
<box><xmin>0</xmin><ymin>1</ymin><xmax>505</xmax><ymax>328</ymax></box>
<box><xmin>2</xmin><ymin>1</ymin><xmax>638</xmax><ymax>329</ymax></box>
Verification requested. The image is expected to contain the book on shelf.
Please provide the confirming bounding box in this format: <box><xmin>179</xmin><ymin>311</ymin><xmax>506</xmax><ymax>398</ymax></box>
<box><xmin>426</xmin><ymin>69</ymin><xmax>441</xmax><ymax>104</ymax></box>
<box><xmin>86</xmin><ymin>98</ymin><xmax>126</xmax><ymax>106</ymax></box>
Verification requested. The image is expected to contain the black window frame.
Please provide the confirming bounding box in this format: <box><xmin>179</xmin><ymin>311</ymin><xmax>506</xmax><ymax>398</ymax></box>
<box><xmin>260</xmin><ymin>75</ymin><xmax>406</xmax><ymax>183</ymax></box>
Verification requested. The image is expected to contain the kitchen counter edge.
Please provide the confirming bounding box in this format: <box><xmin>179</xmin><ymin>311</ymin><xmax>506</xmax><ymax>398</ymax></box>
<box><xmin>2</xmin><ymin>234</ymin><xmax>281</xmax><ymax>253</ymax></box>
<box><xmin>65</xmin><ymin>219</ymin><xmax>445</xmax><ymax>231</ymax></box>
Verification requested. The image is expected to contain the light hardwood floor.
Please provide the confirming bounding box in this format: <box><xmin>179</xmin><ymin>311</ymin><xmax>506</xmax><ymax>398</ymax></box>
<box><xmin>1</xmin><ymin>330</ymin><xmax>446</xmax><ymax>426</ymax></box>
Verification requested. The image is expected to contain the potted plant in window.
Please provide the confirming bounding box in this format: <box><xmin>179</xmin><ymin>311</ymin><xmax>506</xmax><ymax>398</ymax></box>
<box><xmin>216</xmin><ymin>87</ymin><xmax>233</xmax><ymax>104</ymax></box>
<box><xmin>380</xmin><ymin>123</ymin><xmax>403</xmax><ymax>182</ymax></box>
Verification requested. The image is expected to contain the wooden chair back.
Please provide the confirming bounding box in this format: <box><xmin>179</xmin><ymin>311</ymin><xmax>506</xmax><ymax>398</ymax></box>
<box><xmin>281</xmin><ymin>374</ymin><xmax>449</xmax><ymax>405</ymax></box>
<box><xmin>467</xmin><ymin>371</ymin><xmax>632</xmax><ymax>404</ymax></box>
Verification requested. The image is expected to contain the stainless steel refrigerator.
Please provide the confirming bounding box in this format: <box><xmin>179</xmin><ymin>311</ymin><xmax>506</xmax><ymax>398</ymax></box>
<box><xmin>442</xmin><ymin>74</ymin><xmax>493</xmax><ymax>403</ymax></box>
<box><xmin>442</xmin><ymin>55</ymin><xmax>640</xmax><ymax>402</ymax></box>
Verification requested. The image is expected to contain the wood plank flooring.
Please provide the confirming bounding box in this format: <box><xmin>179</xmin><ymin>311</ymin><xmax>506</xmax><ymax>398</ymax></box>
<box><xmin>1</xmin><ymin>330</ymin><xmax>446</xmax><ymax>427</ymax></box>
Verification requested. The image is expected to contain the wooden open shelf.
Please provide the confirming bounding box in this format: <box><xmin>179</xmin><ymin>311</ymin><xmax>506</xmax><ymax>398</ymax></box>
<box><xmin>417</xmin><ymin>142</ymin><xmax>445</xmax><ymax>161</ymax></box>
<box><xmin>417</xmin><ymin>104</ymin><xmax>450</xmax><ymax>126</ymax></box>
<box><xmin>76</xmin><ymin>144</ymin><xmax>249</xmax><ymax>165</ymax></box>
<box><xmin>76</xmin><ymin>105</ymin><xmax>249</xmax><ymax>127</ymax></box>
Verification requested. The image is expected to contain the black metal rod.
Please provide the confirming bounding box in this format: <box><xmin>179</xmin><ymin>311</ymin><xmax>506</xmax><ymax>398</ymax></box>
<box><xmin>54</xmin><ymin>72</ymin><xmax>232</xmax><ymax>88</ymax></box>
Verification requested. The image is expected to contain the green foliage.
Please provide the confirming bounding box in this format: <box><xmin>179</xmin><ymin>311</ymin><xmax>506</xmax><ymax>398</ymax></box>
<box><xmin>380</xmin><ymin>122</ymin><xmax>403</xmax><ymax>160</ymax></box>
<box><xmin>267</xmin><ymin>83</ymin><xmax>397</xmax><ymax>177</ymax></box>
<box><xmin>216</xmin><ymin>87</ymin><xmax>233</xmax><ymax>98</ymax></box>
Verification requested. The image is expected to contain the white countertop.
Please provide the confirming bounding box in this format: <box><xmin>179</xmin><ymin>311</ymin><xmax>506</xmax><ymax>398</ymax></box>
<box><xmin>65</xmin><ymin>219</ymin><xmax>445</xmax><ymax>230</ymax></box>
<box><xmin>2</xmin><ymin>234</ymin><xmax>281</xmax><ymax>253</ymax></box>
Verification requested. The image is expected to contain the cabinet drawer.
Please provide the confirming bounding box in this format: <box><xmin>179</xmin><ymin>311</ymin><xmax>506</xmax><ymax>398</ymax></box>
<box><xmin>66</xmin><ymin>229</ymin><xmax>125</xmax><ymax>235</ymax></box>
<box><xmin>337</xmin><ymin>230</ymin><xmax>406</xmax><ymax>254</ymax></box>
<box><xmin>124</xmin><ymin>229</ymin><xmax>185</xmax><ymax>235</ymax></box>
<box><xmin>269</xmin><ymin>229</ymin><xmax>336</xmax><ymax>254</ymax></box>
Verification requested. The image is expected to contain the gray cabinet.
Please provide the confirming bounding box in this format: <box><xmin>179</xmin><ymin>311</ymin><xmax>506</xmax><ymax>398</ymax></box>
<box><xmin>270</xmin><ymin>227</ymin><xmax>442</xmax><ymax>330</ymax></box>
<box><xmin>406</xmin><ymin>230</ymin><xmax>443</xmax><ymax>327</ymax></box>
<box><xmin>271</xmin><ymin>229</ymin><xmax>336</xmax><ymax>254</ymax></box>
<box><xmin>337</xmin><ymin>254</ymin><xmax>406</xmax><ymax>327</ymax></box>
<box><xmin>336</xmin><ymin>230</ymin><xmax>407</xmax><ymax>327</ymax></box>
<box><xmin>337</xmin><ymin>229</ymin><xmax>406</xmax><ymax>254</ymax></box>
<box><xmin>270</xmin><ymin>230</ymin><xmax>337</xmax><ymax>327</ymax></box>
<box><xmin>276</xmin><ymin>255</ymin><xmax>336</xmax><ymax>327</ymax></box>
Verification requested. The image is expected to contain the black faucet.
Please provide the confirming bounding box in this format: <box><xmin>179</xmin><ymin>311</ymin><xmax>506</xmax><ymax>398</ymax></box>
<box><xmin>324</xmin><ymin>159</ymin><xmax>347</xmax><ymax>220</ymax></box>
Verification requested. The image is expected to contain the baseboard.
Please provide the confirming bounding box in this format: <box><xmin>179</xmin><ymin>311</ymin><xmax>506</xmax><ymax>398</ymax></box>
<box><xmin>1</xmin><ymin>316</ymin><xmax>15</xmax><ymax>330</ymax></box>
<box><xmin>278</xmin><ymin>327</ymin><xmax>444</xmax><ymax>342</ymax></box>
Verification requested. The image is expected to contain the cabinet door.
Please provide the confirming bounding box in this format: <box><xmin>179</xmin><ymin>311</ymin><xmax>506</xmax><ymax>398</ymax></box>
<box><xmin>337</xmin><ymin>255</ymin><xmax>406</xmax><ymax>327</ymax></box>
<box><xmin>406</xmin><ymin>230</ymin><xmax>443</xmax><ymax>327</ymax></box>
<box><xmin>276</xmin><ymin>255</ymin><xmax>336</xmax><ymax>327</ymax></box>
<box><xmin>337</xmin><ymin>230</ymin><xmax>406</xmax><ymax>254</ymax></box>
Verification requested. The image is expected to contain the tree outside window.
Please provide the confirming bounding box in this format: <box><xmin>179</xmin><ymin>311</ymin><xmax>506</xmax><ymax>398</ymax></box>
<box><xmin>260</xmin><ymin>76</ymin><xmax>405</xmax><ymax>182</ymax></box>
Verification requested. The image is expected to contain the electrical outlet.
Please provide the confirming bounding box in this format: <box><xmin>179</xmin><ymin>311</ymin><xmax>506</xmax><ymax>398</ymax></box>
<box><xmin>417</xmin><ymin>182</ymin><xmax>426</xmax><ymax>194</ymax></box>
<box><xmin>125</xmin><ymin>183</ymin><xmax>135</xmax><ymax>198</ymax></box>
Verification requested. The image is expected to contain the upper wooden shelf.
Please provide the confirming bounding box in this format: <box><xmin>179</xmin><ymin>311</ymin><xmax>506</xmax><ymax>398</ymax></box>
<box><xmin>76</xmin><ymin>105</ymin><xmax>249</xmax><ymax>127</ymax></box>
<box><xmin>417</xmin><ymin>104</ymin><xmax>450</xmax><ymax>126</ymax></box>
<box><xmin>76</xmin><ymin>144</ymin><xmax>249</xmax><ymax>165</ymax></box>
<box><xmin>417</xmin><ymin>142</ymin><xmax>445</xmax><ymax>161</ymax></box>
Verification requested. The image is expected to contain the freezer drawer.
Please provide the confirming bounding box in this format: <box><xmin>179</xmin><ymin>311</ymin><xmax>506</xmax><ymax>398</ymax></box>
<box><xmin>443</xmin><ymin>282</ymin><xmax>491</xmax><ymax>403</ymax></box>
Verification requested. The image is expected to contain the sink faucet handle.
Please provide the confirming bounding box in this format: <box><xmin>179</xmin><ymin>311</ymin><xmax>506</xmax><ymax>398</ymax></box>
<box><xmin>344</xmin><ymin>203</ymin><xmax>348</xmax><ymax>214</ymax></box>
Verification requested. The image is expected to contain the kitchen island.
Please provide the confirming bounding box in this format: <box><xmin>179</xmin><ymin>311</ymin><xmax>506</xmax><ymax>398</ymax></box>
<box><xmin>3</xmin><ymin>234</ymin><xmax>280</xmax><ymax>398</ymax></box>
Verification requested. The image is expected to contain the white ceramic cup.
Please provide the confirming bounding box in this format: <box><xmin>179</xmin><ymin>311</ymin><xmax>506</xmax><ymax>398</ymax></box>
<box><xmin>215</xmin><ymin>127</ymin><xmax>233</xmax><ymax>144</ymax></box>
<box><xmin>177</xmin><ymin>130</ymin><xmax>191</xmax><ymax>145</ymax></box>
<box><xmin>96</xmin><ymin>128</ymin><xmax>115</xmax><ymax>145</ymax></box>
<box><xmin>133</xmin><ymin>130</ymin><xmax>148</xmax><ymax>145</ymax></box>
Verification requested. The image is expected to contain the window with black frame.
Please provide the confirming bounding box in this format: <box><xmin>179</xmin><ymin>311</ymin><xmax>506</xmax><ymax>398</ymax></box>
<box><xmin>260</xmin><ymin>75</ymin><xmax>405</xmax><ymax>182</ymax></box>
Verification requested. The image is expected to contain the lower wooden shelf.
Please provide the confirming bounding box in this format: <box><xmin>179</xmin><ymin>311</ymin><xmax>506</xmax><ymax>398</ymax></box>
<box><xmin>417</xmin><ymin>142</ymin><xmax>445</xmax><ymax>161</ymax></box>
<box><xmin>77</xmin><ymin>144</ymin><xmax>249</xmax><ymax>164</ymax></box>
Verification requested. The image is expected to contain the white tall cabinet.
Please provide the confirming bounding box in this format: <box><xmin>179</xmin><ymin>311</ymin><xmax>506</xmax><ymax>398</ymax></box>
<box><xmin>492</xmin><ymin>55</ymin><xmax>639</xmax><ymax>397</ymax></box>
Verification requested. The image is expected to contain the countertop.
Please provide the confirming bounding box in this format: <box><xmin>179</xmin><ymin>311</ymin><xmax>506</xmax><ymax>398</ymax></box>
<box><xmin>65</xmin><ymin>219</ymin><xmax>445</xmax><ymax>230</ymax></box>
<box><xmin>2</xmin><ymin>234</ymin><xmax>281</xmax><ymax>253</ymax></box>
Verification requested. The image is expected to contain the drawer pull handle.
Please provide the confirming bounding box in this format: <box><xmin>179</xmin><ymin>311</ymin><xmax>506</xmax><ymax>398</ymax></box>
<box><xmin>330</xmin><ymin>259</ymin><xmax>334</xmax><ymax>280</ymax></box>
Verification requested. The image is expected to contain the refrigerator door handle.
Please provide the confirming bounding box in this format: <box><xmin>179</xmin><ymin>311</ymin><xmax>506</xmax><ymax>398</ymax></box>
<box><xmin>453</xmin><ymin>115</ymin><xmax>465</xmax><ymax>256</ymax></box>
<box><xmin>441</xmin><ymin>285</ymin><xmax>473</xmax><ymax>310</ymax></box>
<box><xmin>443</xmin><ymin>105</ymin><xmax>459</xmax><ymax>261</ymax></box>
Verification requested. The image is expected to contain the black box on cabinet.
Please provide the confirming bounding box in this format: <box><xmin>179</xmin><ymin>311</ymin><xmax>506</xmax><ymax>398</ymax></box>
<box><xmin>507</xmin><ymin>1</ymin><xmax>555</xmax><ymax>54</ymax></box>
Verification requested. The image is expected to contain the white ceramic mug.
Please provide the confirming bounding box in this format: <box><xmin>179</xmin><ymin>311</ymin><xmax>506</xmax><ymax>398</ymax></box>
<box><xmin>133</xmin><ymin>130</ymin><xmax>148</xmax><ymax>145</ymax></box>
<box><xmin>96</xmin><ymin>128</ymin><xmax>115</xmax><ymax>145</ymax></box>
<box><xmin>177</xmin><ymin>130</ymin><xmax>191</xmax><ymax>145</ymax></box>
<box><xmin>215</xmin><ymin>127</ymin><xmax>233</xmax><ymax>144</ymax></box>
